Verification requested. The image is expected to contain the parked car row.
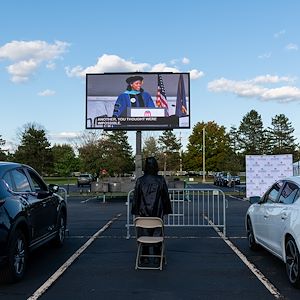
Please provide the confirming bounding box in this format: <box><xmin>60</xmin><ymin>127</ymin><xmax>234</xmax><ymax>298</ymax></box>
<box><xmin>213</xmin><ymin>172</ymin><xmax>240</xmax><ymax>187</ymax></box>
<box><xmin>0</xmin><ymin>162</ymin><xmax>67</xmax><ymax>283</ymax></box>
<box><xmin>2</xmin><ymin>160</ymin><xmax>300</xmax><ymax>290</ymax></box>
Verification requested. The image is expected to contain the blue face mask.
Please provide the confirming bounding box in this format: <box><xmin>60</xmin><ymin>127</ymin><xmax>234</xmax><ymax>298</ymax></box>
<box><xmin>124</xmin><ymin>90</ymin><xmax>141</xmax><ymax>95</ymax></box>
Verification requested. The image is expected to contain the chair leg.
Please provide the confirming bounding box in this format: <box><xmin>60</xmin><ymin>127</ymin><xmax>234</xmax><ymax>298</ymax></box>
<box><xmin>159</xmin><ymin>243</ymin><xmax>164</xmax><ymax>270</ymax></box>
<box><xmin>136</xmin><ymin>241</ymin><xmax>166</xmax><ymax>270</ymax></box>
<box><xmin>135</xmin><ymin>243</ymin><xmax>142</xmax><ymax>270</ymax></box>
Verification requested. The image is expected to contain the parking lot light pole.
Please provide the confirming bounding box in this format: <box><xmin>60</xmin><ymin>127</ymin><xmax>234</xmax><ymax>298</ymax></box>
<box><xmin>202</xmin><ymin>126</ymin><xmax>206</xmax><ymax>183</ymax></box>
<box><xmin>135</xmin><ymin>131</ymin><xmax>143</xmax><ymax>179</ymax></box>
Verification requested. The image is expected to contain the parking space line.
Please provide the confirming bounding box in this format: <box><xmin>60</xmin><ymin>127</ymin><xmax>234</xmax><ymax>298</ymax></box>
<box><xmin>80</xmin><ymin>198</ymin><xmax>95</xmax><ymax>203</ymax></box>
<box><xmin>204</xmin><ymin>216</ymin><xmax>282</xmax><ymax>299</ymax></box>
<box><xmin>228</xmin><ymin>195</ymin><xmax>248</xmax><ymax>201</ymax></box>
<box><xmin>27</xmin><ymin>213</ymin><xmax>122</xmax><ymax>300</ymax></box>
<box><xmin>65</xmin><ymin>235</ymin><xmax>247</xmax><ymax>239</ymax></box>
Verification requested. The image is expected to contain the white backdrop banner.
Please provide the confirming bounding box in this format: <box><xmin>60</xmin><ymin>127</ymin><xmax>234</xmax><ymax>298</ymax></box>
<box><xmin>246</xmin><ymin>154</ymin><xmax>293</xmax><ymax>198</ymax></box>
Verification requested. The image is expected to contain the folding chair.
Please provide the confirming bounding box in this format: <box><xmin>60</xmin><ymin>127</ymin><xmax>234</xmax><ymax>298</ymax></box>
<box><xmin>134</xmin><ymin>217</ymin><xmax>166</xmax><ymax>270</ymax></box>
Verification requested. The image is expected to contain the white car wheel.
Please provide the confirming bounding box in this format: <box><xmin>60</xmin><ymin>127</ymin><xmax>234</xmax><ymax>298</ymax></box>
<box><xmin>247</xmin><ymin>218</ymin><xmax>259</xmax><ymax>251</ymax></box>
<box><xmin>286</xmin><ymin>237</ymin><xmax>300</xmax><ymax>288</ymax></box>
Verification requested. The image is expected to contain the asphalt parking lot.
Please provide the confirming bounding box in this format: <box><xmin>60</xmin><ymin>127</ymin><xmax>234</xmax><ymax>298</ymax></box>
<box><xmin>1</xmin><ymin>184</ymin><xmax>300</xmax><ymax>300</ymax></box>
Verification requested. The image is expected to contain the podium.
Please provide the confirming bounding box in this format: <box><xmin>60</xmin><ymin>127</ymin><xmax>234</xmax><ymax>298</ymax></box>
<box><xmin>127</xmin><ymin>107</ymin><xmax>167</xmax><ymax>117</ymax></box>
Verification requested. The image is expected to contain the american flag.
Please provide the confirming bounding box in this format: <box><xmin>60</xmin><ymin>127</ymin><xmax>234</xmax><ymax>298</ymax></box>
<box><xmin>156</xmin><ymin>74</ymin><xmax>169</xmax><ymax>113</ymax></box>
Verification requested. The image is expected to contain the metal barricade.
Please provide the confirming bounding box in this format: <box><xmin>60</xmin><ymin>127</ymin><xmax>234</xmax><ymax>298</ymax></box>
<box><xmin>126</xmin><ymin>188</ymin><xmax>227</xmax><ymax>239</ymax></box>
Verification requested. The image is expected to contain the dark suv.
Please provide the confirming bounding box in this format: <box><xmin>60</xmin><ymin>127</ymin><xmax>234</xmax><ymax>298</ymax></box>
<box><xmin>0</xmin><ymin>162</ymin><xmax>67</xmax><ymax>282</ymax></box>
<box><xmin>77</xmin><ymin>173</ymin><xmax>93</xmax><ymax>187</ymax></box>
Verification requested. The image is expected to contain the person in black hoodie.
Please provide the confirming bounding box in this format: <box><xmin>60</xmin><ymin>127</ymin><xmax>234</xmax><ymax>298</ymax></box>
<box><xmin>132</xmin><ymin>156</ymin><xmax>172</xmax><ymax>263</ymax></box>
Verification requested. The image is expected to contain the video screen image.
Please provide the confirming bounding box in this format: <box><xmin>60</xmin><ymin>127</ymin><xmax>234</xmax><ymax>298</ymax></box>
<box><xmin>86</xmin><ymin>72</ymin><xmax>190</xmax><ymax>130</ymax></box>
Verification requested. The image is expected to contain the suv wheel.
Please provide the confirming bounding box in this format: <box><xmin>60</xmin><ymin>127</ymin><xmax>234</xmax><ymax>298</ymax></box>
<box><xmin>1</xmin><ymin>229</ymin><xmax>28</xmax><ymax>282</ymax></box>
<box><xmin>52</xmin><ymin>212</ymin><xmax>66</xmax><ymax>247</ymax></box>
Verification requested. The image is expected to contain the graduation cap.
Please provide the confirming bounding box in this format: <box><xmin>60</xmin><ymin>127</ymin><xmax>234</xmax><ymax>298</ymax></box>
<box><xmin>126</xmin><ymin>76</ymin><xmax>144</xmax><ymax>84</ymax></box>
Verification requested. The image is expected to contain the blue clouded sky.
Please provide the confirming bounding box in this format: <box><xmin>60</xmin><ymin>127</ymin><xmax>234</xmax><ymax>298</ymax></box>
<box><xmin>1</xmin><ymin>0</ymin><xmax>300</xmax><ymax>151</ymax></box>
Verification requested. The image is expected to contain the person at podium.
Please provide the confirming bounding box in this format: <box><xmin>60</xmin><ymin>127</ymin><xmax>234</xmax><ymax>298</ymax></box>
<box><xmin>112</xmin><ymin>76</ymin><xmax>155</xmax><ymax>118</ymax></box>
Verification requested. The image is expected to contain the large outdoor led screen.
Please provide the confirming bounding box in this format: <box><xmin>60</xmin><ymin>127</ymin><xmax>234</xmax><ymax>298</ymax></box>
<box><xmin>86</xmin><ymin>72</ymin><xmax>190</xmax><ymax>130</ymax></box>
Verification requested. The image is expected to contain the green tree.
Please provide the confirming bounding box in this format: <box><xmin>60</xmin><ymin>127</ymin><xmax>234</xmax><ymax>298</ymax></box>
<box><xmin>237</xmin><ymin>110</ymin><xmax>266</xmax><ymax>155</ymax></box>
<box><xmin>142</xmin><ymin>136</ymin><xmax>160</xmax><ymax>158</ymax></box>
<box><xmin>158</xmin><ymin>130</ymin><xmax>181</xmax><ymax>172</ymax></box>
<box><xmin>227</xmin><ymin>125</ymin><xmax>243</xmax><ymax>173</ymax></box>
<box><xmin>228</xmin><ymin>125</ymin><xmax>239</xmax><ymax>153</ymax></box>
<box><xmin>183</xmin><ymin>121</ymin><xmax>232</xmax><ymax>172</ymax></box>
<box><xmin>105</xmin><ymin>130</ymin><xmax>134</xmax><ymax>175</ymax></box>
<box><xmin>294</xmin><ymin>146</ymin><xmax>300</xmax><ymax>163</ymax></box>
<box><xmin>78</xmin><ymin>141</ymin><xmax>102</xmax><ymax>176</ymax></box>
<box><xmin>267</xmin><ymin>114</ymin><xmax>298</xmax><ymax>155</ymax></box>
<box><xmin>0</xmin><ymin>134</ymin><xmax>7</xmax><ymax>161</ymax></box>
<box><xmin>14</xmin><ymin>123</ymin><xmax>53</xmax><ymax>174</ymax></box>
<box><xmin>52</xmin><ymin>144</ymin><xmax>79</xmax><ymax>176</ymax></box>
<box><xmin>78</xmin><ymin>130</ymin><xmax>134</xmax><ymax>176</ymax></box>
<box><xmin>76</xmin><ymin>130</ymin><xmax>104</xmax><ymax>176</ymax></box>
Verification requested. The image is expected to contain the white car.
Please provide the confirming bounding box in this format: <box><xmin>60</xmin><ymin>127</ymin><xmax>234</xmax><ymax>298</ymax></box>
<box><xmin>245</xmin><ymin>176</ymin><xmax>300</xmax><ymax>288</ymax></box>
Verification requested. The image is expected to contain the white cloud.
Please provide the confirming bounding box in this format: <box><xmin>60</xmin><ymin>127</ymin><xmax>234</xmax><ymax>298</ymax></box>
<box><xmin>0</xmin><ymin>40</ymin><xmax>69</xmax><ymax>61</ymax></box>
<box><xmin>48</xmin><ymin>131</ymin><xmax>82</xmax><ymax>144</ymax></box>
<box><xmin>49</xmin><ymin>131</ymin><xmax>81</xmax><ymax>141</ymax></box>
<box><xmin>0</xmin><ymin>40</ymin><xmax>70</xmax><ymax>82</ymax></box>
<box><xmin>261</xmin><ymin>86</ymin><xmax>300</xmax><ymax>102</ymax></box>
<box><xmin>251</xmin><ymin>74</ymin><xmax>295</xmax><ymax>84</ymax></box>
<box><xmin>38</xmin><ymin>89</ymin><xmax>56</xmax><ymax>96</ymax></box>
<box><xmin>46</xmin><ymin>62</ymin><xmax>56</xmax><ymax>70</ymax></box>
<box><xmin>150</xmin><ymin>63</ymin><xmax>180</xmax><ymax>73</ymax></box>
<box><xmin>1</xmin><ymin>140</ymin><xmax>16</xmax><ymax>153</ymax></box>
<box><xmin>7</xmin><ymin>59</ymin><xmax>39</xmax><ymax>83</ymax></box>
<box><xmin>65</xmin><ymin>65</ymin><xmax>83</xmax><ymax>78</ymax></box>
<box><xmin>182</xmin><ymin>57</ymin><xmax>190</xmax><ymax>64</ymax></box>
<box><xmin>208</xmin><ymin>75</ymin><xmax>300</xmax><ymax>103</ymax></box>
<box><xmin>171</xmin><ymin>57</ymin><xmax>190</xmax><ymax>65</ymax></box>
<box><xmin>274</xmin><ymin>30</ymin><xmax>286</xmax><ymax>38</ymax></box>
<box><xmin>258</xmin><ymin>52</ymin><xmax>271</xmax><ymax>59</ymax></box>
<box><xmin>66</xmin><ymin>54</ymin><xmax>149</xmax><ymax>77</ymax></box>
<box><xmin>66</xmin><ymin>54</ymin><xmax>203</xmax><ymax>80</ymax></box>
<box><xmin>189</xmin><ymin>69</ymin><xmax>204</xmax><ymax>79</ymax></box>
<box><xmin>285</xmin><ymin>43</ymin><xmax>298</xmax><ymax>51</ymax></box>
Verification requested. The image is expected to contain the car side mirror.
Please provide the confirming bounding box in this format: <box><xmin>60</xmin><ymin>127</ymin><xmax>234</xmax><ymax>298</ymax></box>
<box><xmin>48</xmin><ymin>184</ymin><xmax>59</xmax><ymax>194</ymax></box>
<box><xmin>249</xmin><ymin>196</ymin><xmax>261</xmax><ymax>204</ymax></box>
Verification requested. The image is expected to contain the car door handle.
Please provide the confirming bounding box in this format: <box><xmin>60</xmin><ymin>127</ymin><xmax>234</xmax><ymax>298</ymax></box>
<box><xmin>281</xmin><ymin>213</ymin><xmax>288</xmax><ymax>220</ymax></box>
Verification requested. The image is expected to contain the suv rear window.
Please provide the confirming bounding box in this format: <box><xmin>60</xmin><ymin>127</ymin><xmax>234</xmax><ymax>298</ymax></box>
<box><xmin>11</xmin><ymin>169</ymin><xmax>31</xmax><ymax>192</ymax></box>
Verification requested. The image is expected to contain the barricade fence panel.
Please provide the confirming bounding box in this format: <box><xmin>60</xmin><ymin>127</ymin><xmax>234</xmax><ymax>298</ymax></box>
<box><xmin>126</xmin><ymin>188</ymin><xmax>227</xmax><ymax>239</ymax></box>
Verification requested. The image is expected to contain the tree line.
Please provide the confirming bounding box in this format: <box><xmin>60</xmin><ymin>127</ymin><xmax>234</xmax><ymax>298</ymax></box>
<box><xmin>0</xmin><ymin>110</ymin><xmax>299</xmax><ymax>176</ymax></box>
